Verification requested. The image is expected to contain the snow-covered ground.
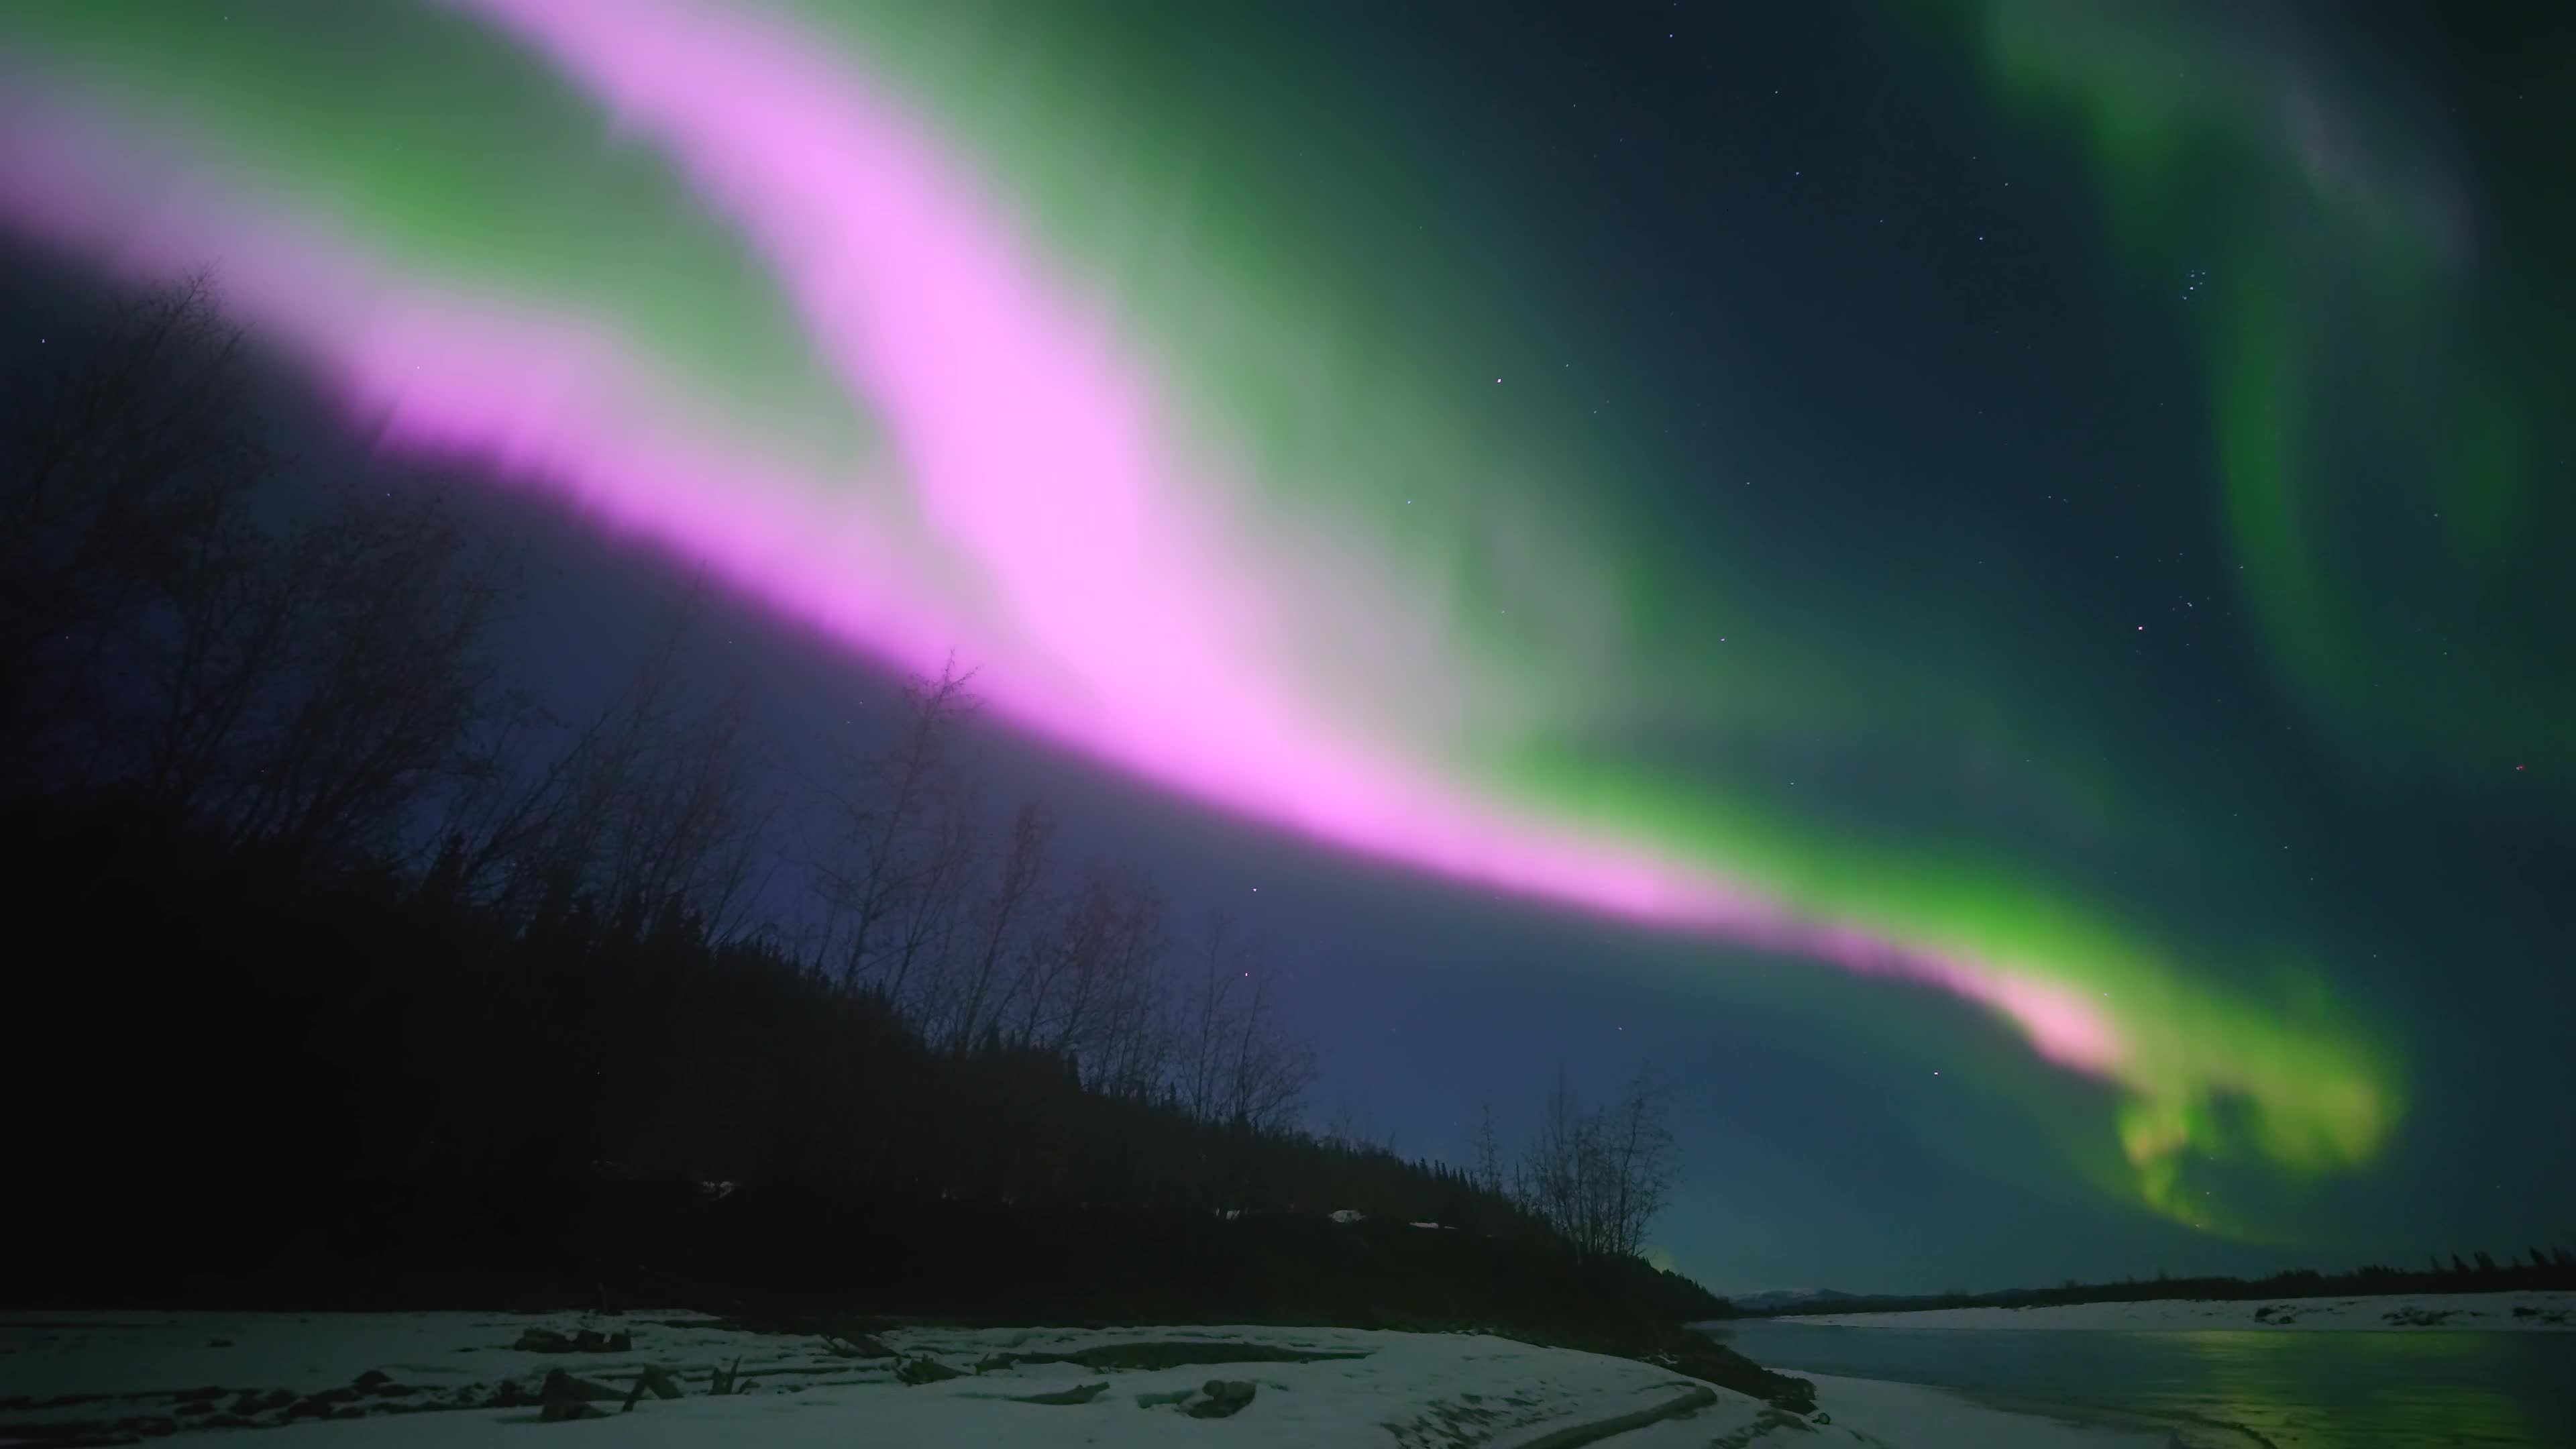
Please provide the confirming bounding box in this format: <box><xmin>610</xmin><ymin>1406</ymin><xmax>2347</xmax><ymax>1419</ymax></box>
<box><xmin>0</xmin><ymin>1309</ymin><xmax>2163</xmax><ymax>1448</ymax></box>
<box><xmin>1780</xmin><ymin>1289</ymin><xmax>2576</xmax><ymax>1332</ymax></box>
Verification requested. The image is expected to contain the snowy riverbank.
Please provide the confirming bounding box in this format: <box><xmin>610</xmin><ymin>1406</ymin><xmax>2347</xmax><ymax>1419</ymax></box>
<box><xmin>0</xmin><ymin>1309</ymin><xmax>2165</xmax><ymax>1448</ymax></box>
<box><xmin>1778</xmin><ymin>1289</ymin><xmax>2576</xmax><ymax>1332</ymax></box>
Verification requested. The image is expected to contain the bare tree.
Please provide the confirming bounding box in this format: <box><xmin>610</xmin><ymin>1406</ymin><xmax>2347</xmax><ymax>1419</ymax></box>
<box><xmin>209</xmin><ymin>482</ymin><xmax>518</xmax><ymax>867</ymax></box>
<box><xmin>1602</xmin><ymin>1065</ymin><xmax>1679</xmax><ymax>1257</ymax></box>
<box><xmin>2</xmin><ymin>274</ymin><xmax>529</xmax><ymax>887</ymax></box>
<box><xmin>1080</xmin><ymin>881</ymin><xmax>1170</xmax><ymax>1098</ymax></box>
<box><xmin>1008</xmin><ymin>866</ymin><xmax>1117</xmax><ymax>1054</ymax></box>
<box><xmin>938</xmin><ymin>797</ymin><xmax>1052</xmax><ymax>1051</ymax></box>
<box><xmin>1469</xmin><ymin>1092</ymin><xmax>1507</xmax><ymax>1197</ymax></box>
<box><xmin>1</xmin><ymin>272</ymin><xmax>272</xmax><ymax>791</ymax></box>
<box><xmin>1320</xmin><ymin>1094</ymin><xmax>1386</xmax><ymax>1152</ymax></box>
<box><xmin>1521</xmin><ymin>1068</ymin><xmax>1594</xmax><ymax>1250</ymax></box>
<box><xmin>1177</xmin><ymin>916</ymin><xmax>1242</xmax><ymax>1124</ymax></box>
<box><xmin>876</xmin><ymin>780</ymin><xmax>977</xmax><ymax>1010</ymax></box>
<box><xmin>436</xmin><ymin>596</ymin><xmax>689</xmax><ymax>914</ymax></box>
<box><xmin>600</xmin><ymin>684</ymin><xmax>777</xmax><ymax>937</ymax></box>
<box><xmin>812</xmin><ymin>657</ymin><xmax>978</xmax><ymax>991</ymax></box>
<box><xmin>424</xmin><ymin>588</ymin><xmax>780</xmax><ymax>940</ymax></box>
<box><xmin>1226</xmin><ymin>963</ymin><xmax>1314</xmax><ymax>1136</ymax></box>
<box><xmin>1171</xmin><ymin>918</ymin><xmax>1316</xmax><ymax>1134</ymax></box>
<box><xmin>1513</xmin><ymin>1065</ymin><xmax>1679</xmax><ymax>1256</ymax></box>
<box><xmin>122</xmin><ymin>498</ymin><xmax>309</xmax><ymax>814</ymax></box>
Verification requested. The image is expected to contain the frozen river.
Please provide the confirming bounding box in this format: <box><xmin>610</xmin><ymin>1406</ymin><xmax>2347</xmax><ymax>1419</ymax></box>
<box><xmin>1706</xmin><ymin>1311</ymin><xmax>2576</xmax><ymax>1448</ymax></box>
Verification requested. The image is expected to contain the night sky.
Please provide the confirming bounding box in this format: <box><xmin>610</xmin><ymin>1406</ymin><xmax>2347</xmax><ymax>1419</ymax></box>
<box><xmin>3</xmin><ymin>0</ymin><xmax>2570</xmax><ymax>1295</ymax></box>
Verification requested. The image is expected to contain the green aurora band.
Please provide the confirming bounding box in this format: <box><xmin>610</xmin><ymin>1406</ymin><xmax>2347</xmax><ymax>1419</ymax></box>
<box><xmin>1975</xmin><ymin>0</ymin><xmax>2573</xmax><ymax>796</ymax></box>
<box><xmin>3</xmin><ymin>0</ymin><xmax>2524</xmax><ymax>1234</ymax></box>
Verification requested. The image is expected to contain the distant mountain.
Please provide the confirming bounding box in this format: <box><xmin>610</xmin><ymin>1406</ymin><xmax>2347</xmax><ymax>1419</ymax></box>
<box><xmin>1722</xmin><ymin>1254</ymin><xmax>2576</xmax><ymax>1318</ymax></box>
<box><xmin>1725</xmin><ymin>1288</ymin><xmax>1867</xmax><ymax>1311</ymax></box>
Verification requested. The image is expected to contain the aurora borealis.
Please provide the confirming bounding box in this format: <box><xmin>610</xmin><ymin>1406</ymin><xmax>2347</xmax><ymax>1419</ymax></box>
<box><xmin>3</xmin><ymin>0</ymin><xmax>2568</xmax><ymax>1279</ymax></box>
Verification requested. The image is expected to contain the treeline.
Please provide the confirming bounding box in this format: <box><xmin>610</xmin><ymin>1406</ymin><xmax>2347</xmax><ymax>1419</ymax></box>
<box><xmin>1</xmin><ymin>275</ymin><xmax>1743</xmax><ymax>1346</ymax></box>
<box><xmin>1715</xmin><ymin>1250</ymin><xmax>2576</xmax><ymax>1319</ymax></box>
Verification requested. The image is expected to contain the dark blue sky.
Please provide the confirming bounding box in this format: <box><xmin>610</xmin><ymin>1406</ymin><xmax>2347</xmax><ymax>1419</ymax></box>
<box><xmin>5</xmin><ymin>0</ymin><xmax>2571</xmax><ymax>1294</ymax></box>
<box><xmin>372</xmin><ymin>0</ymin><xmax>2576</xmax><ymax>1291</ymax></box>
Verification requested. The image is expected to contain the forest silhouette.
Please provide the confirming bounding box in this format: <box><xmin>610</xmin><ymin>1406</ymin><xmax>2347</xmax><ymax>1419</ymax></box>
<box><xmin>1</xmin><ymin>275</ymin><xmax>1805</xmax><ymax>1403</ymax></box>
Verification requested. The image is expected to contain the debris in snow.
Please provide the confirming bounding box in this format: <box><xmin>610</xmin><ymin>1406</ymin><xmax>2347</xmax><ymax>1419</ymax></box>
<box><xmin>1185</xmin><ymin>1379</ymin><xmax>1259</xmax><ymax>1419</ymax></box>
<box><xmin>619</xmin><ymin>1365</ymin><xmax>684</xmax><ymax>1411</ymax></box>
<box><xmin>708</xmin><ymin>1357</ymin><xmax>757</xmax><ymax>1395</ymax></box>
<box><xmin>973</xmin><ymin>1340</ymin><xmax>1370</xmax><ymax>1375</ymax></box>
<box><xmin>1008</xmin><ymin>1380</ymin><xmax>1110</xmax><ymax>1405</ymax></box>
<box><xmin>1513</xmin><ymin>1385</ymin><xmax>1717</xmax><ymax>1449</ymax></box>
<box><xmin>536</xmin><ymin>1369</ymin><xmax>621</xmax><ymax>1422</ymax></box>
<box><xmin>513</xmin><ymin>1327</ymin><xmax>632</xmax><ymax>1354</ymax></box>
<box><xmin>896</xmin><ymin>1355</ymin><xmax>964</xmax><ymax>1385</ymax></box>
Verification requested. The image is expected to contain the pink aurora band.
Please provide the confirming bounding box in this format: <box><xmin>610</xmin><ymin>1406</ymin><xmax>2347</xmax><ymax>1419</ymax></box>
<box><xmin>0</xmin><ymin>0</ymin><xmax>2123</xmax><ymax>1079</ymax></box>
